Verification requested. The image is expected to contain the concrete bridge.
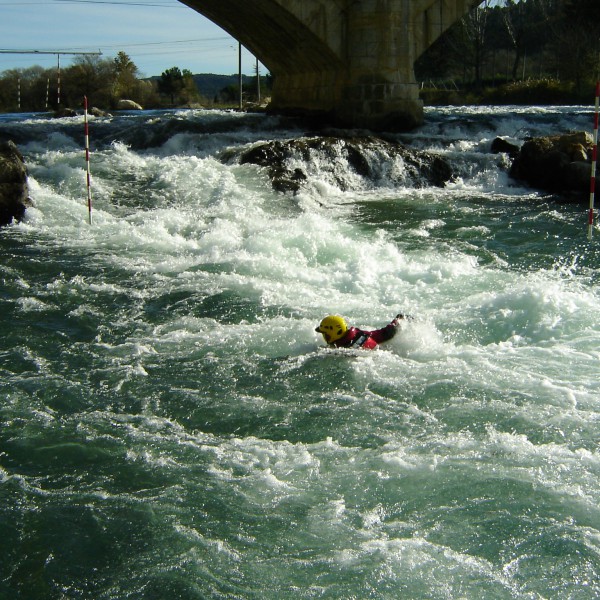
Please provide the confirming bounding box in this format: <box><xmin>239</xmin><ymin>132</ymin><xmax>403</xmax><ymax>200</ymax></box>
<box><xmin>179</xmin><ymin>0</ymin><xmax>479</xmax><ymax>131</ymax></box>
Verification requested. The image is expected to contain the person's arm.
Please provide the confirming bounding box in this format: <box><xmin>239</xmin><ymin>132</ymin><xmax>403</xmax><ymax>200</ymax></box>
<box><xmin>370</xmin><ymin>314</ymin><xmax>405</xmax><ymax>343</ymax></box>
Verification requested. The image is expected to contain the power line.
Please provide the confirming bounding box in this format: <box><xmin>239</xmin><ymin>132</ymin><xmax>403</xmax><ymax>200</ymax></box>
<box><xmin>55</xmin><ymin>1</ymin><xmax>180</xmax><ymax>6</ymax></box>
<box><xmin>0</xmin><ymin>37</ymin><xmax>231</xmax><ymax>55</ymax></box>
<box><xmin>98</xmin><ymin>36</ymin><xmax>232</xmax><ymax>49</ymax></box>
<box><xmin>0</xmin><ymin>50</ymin><xmax>102</xmax><ymax>55</ymax></box>
<box><xmin>0</xmin><ymin>1</ymin><xmax>181</xmax><ymax>6</ymax></box>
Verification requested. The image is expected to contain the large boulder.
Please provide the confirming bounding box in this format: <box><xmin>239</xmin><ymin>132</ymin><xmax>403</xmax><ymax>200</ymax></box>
<box><xmin>90</xmin><ymin>107</ymin><xmax>111</xmax><ymax>117</ymax></box>
<box><xmin>53</xmin><ymin>107</ymin><xmax>78</xmax><ymax>118</ymax></box>
<box><xmin>491</xmin><ymin>137</ymin><xmax>519</xmax><ymax>158</ymax></box>
<box><xmin>510</xmin><ymin>131</ymin><xmax>597</xmax><ymax>195</ymax></box>
<box><xmin>235</xmin><ymin>135</ymin><xmax>453</xmax><ymax>193</ymax></box>
<box><xmin>0</xmin><ymin>141</ymin><xmax>30</xmax><ymax>226</ymax></box>
<box><xmin>117</xmin><ymin>99</ymin><xmax>143</xmax><ymax>111</ymax></box>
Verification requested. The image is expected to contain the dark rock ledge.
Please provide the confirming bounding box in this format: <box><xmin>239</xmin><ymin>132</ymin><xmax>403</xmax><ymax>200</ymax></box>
<box><xmin>0</xmin><ymin>141</ymin><xmax>31</xmax><ymax>227</ymax></box>
<box><xmin>493</xmin><ymin>131</ymin><xmax>598</xmax><ymax>198</ymax></box>
<box><xmin>233</xmin><ymin>135</ymin><xmax>454</xmax><ymax>194</ymax></box>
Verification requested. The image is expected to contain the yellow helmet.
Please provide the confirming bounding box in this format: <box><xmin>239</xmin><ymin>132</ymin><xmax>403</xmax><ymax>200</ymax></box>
<box><xmin>315</xmin><ymin>315</ymin><xmax>348</xmax><ymax>344</ymax></box>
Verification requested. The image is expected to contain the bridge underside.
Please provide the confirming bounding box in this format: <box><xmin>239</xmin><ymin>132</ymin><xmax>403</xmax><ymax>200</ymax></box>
<box><xmin>180</xmin><ymin>0</ymin><xmax>477</xmax><ymax>131</ymax></box>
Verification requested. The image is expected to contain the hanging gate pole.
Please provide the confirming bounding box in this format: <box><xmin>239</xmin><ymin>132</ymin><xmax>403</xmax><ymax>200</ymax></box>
<box><xmin>83</xmin><ymin>96</ymin><xmax>93</xmax><ymax>225</ymax></box>
<box><xmin>588</xmin><ymin>81</ymin><xmax>599</xmax><ymax>240</ymax></box>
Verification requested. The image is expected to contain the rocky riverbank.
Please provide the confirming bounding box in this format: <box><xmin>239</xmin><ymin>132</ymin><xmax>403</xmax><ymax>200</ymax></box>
<box><xmin>0</xmin><ymin>141</ymin><xmax>30</xmax><ymax>226</ymax></box>
<box><xmin>507</xmin><ymin>131</ymin><xmax>597</xmax><ymax>197</ymax></box>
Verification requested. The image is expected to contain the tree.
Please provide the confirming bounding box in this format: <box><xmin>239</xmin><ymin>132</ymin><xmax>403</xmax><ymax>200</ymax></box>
<box><xmin>0</xmin><ymin>66</ymin><xmax>54</xmax><ymax>111</ymax></box>
<box><xmin>0</xmin><ymin>52</ymin><xmax>155</xmax><ymax>112</ymax></box>
<box><xmin>0</xmin><ymin>69</ymin><xmax>22</xmax><ymax>111</ymax></box>
<box><xmin>181</xmin><ymin>69</ymin><xmax>201</xmax><ymax>105</ymax></box>
<box><xmin>463</xmin><ymin>0</ymin><xmax>490</xmax><ymax>87</ymax></box>
<box><xmin>415</xmin><ymin>1</ymin><xmax>490</xmax><ymax>87</ymax></box>
<box><xmin>61</xmin><ymin>55</ymin><xmax>115</xmax><ymax>108</ymax></box>
<box><xmin>113</xmin><ymin>51</ymin><xmax>139</xmax><ymax>100</ymax></box>
<box><xmin>156</xmin><ymin>67</ymin><xmax>201</xmax><ymax>107</ymax></box>
<box><xmin>554</xmin><ymin>0</ymin><xmax>600</xmax><ymax>91</ymax></box>
<box><xmin>158</xmin><ymin>67</ymin><xmax>185</xmax><ymax>106</ymax></box>
<box><xmin>502</xmin><ymin>0</ymin><xmax>534</xmax><ymax>80</ymax></box>
<box><xmin>416</xmin><ymin>0</ymin><xmax>568</xmax><ymax>89</ymax></box>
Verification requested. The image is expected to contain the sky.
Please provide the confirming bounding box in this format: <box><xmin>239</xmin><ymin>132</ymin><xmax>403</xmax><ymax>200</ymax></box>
<box><xmin>0</xmin><ymin>0</ymin><xmax>510</xmax><ymax>78</ymax></box>
<box><xmin>0</xmin><ymin>0</ymin><xmax>262</xmax><ymax>77</ymax></box>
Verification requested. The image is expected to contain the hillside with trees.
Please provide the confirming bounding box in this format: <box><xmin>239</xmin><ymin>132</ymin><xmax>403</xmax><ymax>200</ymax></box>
<box><xmin>0</xmin><ymin>51</ymin><xmax>270</xmax><ymax>113</ymax></box>
<box><xmin>0</xmin><ymin>0</ymin><xmax>598</xmax><ymax>113</ymax></box>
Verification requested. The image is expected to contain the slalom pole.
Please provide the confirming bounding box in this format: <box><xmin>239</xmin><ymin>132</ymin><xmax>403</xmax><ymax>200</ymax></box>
<box><xmin>83</xmin><ymin>96</ymin><xmax>93</xmax><ymax>225</ymax></box>
<box><xmin>57</xmin><ymin>54</ymin><xmax>61</xmax><ymax>107</ymax></box>
<box><xmin>588</xmin><ymin>81</ymin><xmax>599</xmax><ymax>240</ymax></box>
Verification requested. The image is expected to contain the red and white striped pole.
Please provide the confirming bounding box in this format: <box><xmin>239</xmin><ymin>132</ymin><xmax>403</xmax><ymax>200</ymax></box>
<box><xmin>588</xmin><ymin>81</ymin><xmax>599</xmax><ymax>240</ymax></box>
<box><xmin>83</xmin><ymin>96</ymin><xmax>93</xmax><ymax>225</ymax></box>
<box><xmin>57</xmin><ymin>54</ymin><xmax>61</xmax><ymax>107</ymax></box>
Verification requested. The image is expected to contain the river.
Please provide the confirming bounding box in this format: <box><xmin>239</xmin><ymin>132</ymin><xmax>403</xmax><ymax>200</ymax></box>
<box><xmin>1</xmin><ymin>105</ymin><xmax>599</xmax><ymax>599</ymax></box>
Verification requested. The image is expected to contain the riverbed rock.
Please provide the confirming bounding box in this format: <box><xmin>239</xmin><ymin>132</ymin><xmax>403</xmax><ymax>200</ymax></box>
<box><xmin>236</xmin><ymin>135</ymin><xmax>453</xmax><ymax>193</ymax></box>
<box><xmin>117</xmin><ymin>99</ymin><xmax>143</xmax><ymax>111</ymax></box>
<box><xmin>510</xmin><ymin>131</ymin><xmax>596</xmax><ymax>195</ymax></box>
<box><xmin>491</xmin><ymin>137</ymin><xmax>519</xmax><ymax>157</ymax></box>
<box><xmin>0</xmin><ymin>140</ymin><xmax>30</xmax><ymax>226</ymax></box>
<box><xmin>90</xmin><ymin>107</ymin><xmax>111</xmax><ymax>117</ymax></box>
<box><xmin>54</xmin><ymin>108</ymin><xmax>78</xmax><ymax>118</ymax></box>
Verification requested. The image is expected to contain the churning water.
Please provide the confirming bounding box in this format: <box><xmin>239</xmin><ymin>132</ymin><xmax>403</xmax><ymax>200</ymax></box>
<box><xmin>1</xmin><ymin>105</ymin><xmax>600</xmax><ymax>599</ymax></box>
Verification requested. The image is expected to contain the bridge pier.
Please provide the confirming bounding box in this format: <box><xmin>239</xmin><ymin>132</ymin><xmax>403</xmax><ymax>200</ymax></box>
<box><xmin>338</xmin><ymin>0</ymin><xmax>423</xmax><ymax>130</ymax></box>
<box><xmin>267</xmin><ymin>1</ymin><xmax>424</xmax><ymax>131</ymax></box>
<box><xmin>270</xmin><ymin>72</ymin><xmax>423</xmax><ymax>132</ymax></box>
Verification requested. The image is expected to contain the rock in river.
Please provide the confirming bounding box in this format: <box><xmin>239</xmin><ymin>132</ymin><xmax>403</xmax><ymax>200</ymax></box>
<box><xmin>0</xmin><ymin>140</ymin><xmax>30</xmax><ymax>226</ymax></box>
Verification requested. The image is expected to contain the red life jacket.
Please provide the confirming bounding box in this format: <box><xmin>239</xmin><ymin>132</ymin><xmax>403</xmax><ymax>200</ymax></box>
<box><xmin>332</xmin><ymin>327</ymin><xmax>384</xmax><ymax>350</ymax></box>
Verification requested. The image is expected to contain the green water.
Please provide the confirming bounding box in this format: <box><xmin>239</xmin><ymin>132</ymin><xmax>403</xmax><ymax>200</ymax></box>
<box><xmin>1</xmin><ymin>107</ymin><xmax>600</xmax><ymax>599</ymax></box>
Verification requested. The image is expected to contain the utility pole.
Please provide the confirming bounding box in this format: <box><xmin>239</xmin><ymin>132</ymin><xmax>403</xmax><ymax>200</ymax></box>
<box><xmin>238</xmin><ymin>42</ymin><xmax>243</xmax><ymax>110</ymax></box>
<box><xmin>0</xmin><ymin>50</ymin><xmax>102</xmax><ymax>108</ymax></box>
<box><xmin>256</xmin><ymin>57</ymin><xmax>261</xmax><ymax>105</ymax></box>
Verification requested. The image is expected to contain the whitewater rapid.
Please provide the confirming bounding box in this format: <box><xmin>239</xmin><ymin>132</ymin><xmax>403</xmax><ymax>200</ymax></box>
<box><xmin>1</xmin><ymin>106</ymin><xmax>599</xmax><ymax>599</ymax></box>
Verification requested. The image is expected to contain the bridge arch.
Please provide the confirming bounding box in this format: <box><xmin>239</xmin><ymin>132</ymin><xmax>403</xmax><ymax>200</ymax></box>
<box><xmin>179</xmin><ymin>0</ymin><xmax>479</xmax><ymax>131</ymax></box>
